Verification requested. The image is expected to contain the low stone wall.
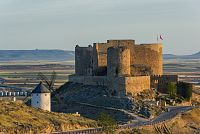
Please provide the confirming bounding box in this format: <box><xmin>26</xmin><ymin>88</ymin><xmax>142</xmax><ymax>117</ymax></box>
<box><xmin>151</xmin><ymin>75</ymin><xmax>179</xmax><ymax>93</ymax></box>
<box><xmin>69</xmin><ymin>75</ymin><xmax>150</xmax><ymax>97</ymax></box>
<box><xmin>125</xmin><ymin>76</ymin><xmax>150</xmax><ymax>95</ymax></box>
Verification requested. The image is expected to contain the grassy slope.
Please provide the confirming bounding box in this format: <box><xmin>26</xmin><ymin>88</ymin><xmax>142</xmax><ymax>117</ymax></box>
<box><xmin>0</xmin><ymin>101</ymin><xmax>97</xmax><ymax>134</ymax></box>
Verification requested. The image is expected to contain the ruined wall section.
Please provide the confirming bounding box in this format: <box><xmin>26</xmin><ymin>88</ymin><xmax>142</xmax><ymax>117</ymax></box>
<box><xmin>75</xmin><ymin>45</ymin><xmax>93</xmax><ymax>76</ymax></box>
<box><xmin>134</xmin><ymin>44</ymin><xmax>163</xmax><ymax>75</ymax></box>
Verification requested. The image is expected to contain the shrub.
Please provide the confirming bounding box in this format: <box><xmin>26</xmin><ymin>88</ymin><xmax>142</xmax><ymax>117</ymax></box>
<box><xmin>97</xmin><ymin>112</ymin><xmax>117</xmax><ymax>134</ymax></box>
<box><xmin>166</xmin><ymin>82</ymin><xmax>177</xmax><ymax>99</ymax></box>
<box><xmin>177</xmin><ymin>82</ymin><xmax>192</xmax><ymax>101</ymax></box>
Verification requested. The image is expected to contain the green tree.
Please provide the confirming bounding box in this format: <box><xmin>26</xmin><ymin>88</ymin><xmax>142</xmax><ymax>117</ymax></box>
<box><xmin>166</xmin><ymin>82</ymin><xmax>177</xmax><ymax>99</ymax></box>
<box><xmin>97</xmin><ymin>112</ymin><xmax>117</xmax><ymax>134</ymax></box>
<box><xmin>177</xmin><ymin>82</ymin><xmax>192</xmax><ymax>101</ymax></box>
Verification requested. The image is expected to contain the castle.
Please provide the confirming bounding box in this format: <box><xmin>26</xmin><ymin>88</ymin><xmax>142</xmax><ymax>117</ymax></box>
<box><xmin>69</xmin><ymin>39</ymin><xmax>178</xmax><ymax>96</ymax></box>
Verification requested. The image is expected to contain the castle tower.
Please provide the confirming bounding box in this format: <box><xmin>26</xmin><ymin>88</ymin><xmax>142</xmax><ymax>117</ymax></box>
<box><xmin>107</xmin><ymin>46</ymin><xmax>131</xmax><ymax>76</ymax></box>
<box><xmin>137</xmin><ymin>43</ymin><xmax>163</xmax><ymax>75</ymax></box>
<box><xmin>31</xmin><ymin>82</ymin><xmax>51</xmax><ymax>111</ymax></box>
<box><xmin>75</xmin><ymin>45</ymin><xmax>93</xmax><ymax>76</ymax></box>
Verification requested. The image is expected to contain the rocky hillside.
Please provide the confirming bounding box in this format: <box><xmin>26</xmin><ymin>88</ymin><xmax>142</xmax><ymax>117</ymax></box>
<box><xmin>163</xmin><ymin>51</ymin><xmax>200</xmax><ymax>59</ymax></box>
<box><xmin>0</xmin><ymin>100</ymin><xmax>97</xmax><ymax>134</ymax></box>
<box><xmin>52</xmin><ymin>82</ymin><xmax>135</xmax><ymax>123</ymax></box>
<box><xmin>51</xmin><ymin>82</ymin><xmax>162</xmax><ymax>123</ymax></box>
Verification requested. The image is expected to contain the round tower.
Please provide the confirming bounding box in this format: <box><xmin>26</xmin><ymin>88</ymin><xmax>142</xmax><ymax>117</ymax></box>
<box><xmin>107</xmin><ymin>46</ymin><xmax>131</xmax><ymax>76</ymax></box>
<box><xmin>31</xmin><ymin>82</ymin><xmax>51</xmax><ymax>111</ymax></box>
<box><xmin>140</xmin><ymin>43</ymin><xmax>163</xmax><ymax>75</ymax></box>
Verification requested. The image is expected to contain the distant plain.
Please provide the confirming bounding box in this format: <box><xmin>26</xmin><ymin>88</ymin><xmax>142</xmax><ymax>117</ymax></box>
<box><xmin>0</xmin><ymin>57</ymin><xmax>199</xmax><ymax>91</ymax></box>
<box><xmin>0</xmin><ymin>61</ymin><xmax>74</xmax><ymax>90</ymax></box>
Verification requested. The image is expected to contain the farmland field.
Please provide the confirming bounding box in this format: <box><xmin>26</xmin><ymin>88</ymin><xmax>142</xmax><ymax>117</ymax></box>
<box><xmin>0</xmin><ymin>61</ymin><xmax>75</xmax><ymax>91</ymax></box>
<box><xmin>0</xmin><ymin>58</ymin><xmax>199</xmax><ymax>92</ymax></box>
<box><xmin>164</xmin><ymin>59</ymin><xmax>200</xmax><ymax>85</ymax></box>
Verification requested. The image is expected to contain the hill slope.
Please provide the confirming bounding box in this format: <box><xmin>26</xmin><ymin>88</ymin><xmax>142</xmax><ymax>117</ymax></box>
<box><xmin>0</xmin><ymin>50</ymin><xmax>199</xmax><ymax>61</ymax></box>
<box><xmin>0</xmin><ymin>50</ymin><xmax>74</xmax><ymax>61</ymax></box>
<box><xmin>119</xmin><ymin>108</ymin><xmax>200</xmax><ymax>134</ymax></box>
<box><xmin>163</xmin><ymin>51</ymin><xmax>200</xmax><ymax>59</ymax></box>
<box><xmin>52</xmin><ymin>82</ymin><xmax>135</xmax><ymax>123</ymax></box>
<box><xmin>0</xmin><ymin>101</ymin><xmax>97</xmax><ymax>134</ymax></box>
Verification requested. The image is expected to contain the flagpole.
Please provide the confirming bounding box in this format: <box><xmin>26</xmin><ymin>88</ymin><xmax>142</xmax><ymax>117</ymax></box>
<box><xmin>157</xmin><ymin>34</ymin><xmax>159</xmax><ymax>44</ymax></box>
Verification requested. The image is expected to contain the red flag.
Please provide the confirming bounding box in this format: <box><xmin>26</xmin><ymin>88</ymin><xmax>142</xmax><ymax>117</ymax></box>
<box><xmin>160</xmin><ymin>35</ymin><xmax>163</xmax><ymax>40</ymax></box>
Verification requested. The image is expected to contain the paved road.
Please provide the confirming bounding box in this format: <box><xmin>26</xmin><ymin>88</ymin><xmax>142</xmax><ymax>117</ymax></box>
<box><xmin>123</xmin><ymin>106</ymin><xmax>195</xmax><ymax>128</ymax></box>
<box><xmin>52</xmin><ymin>106</ymin><xmax>197</xmax><ymax>133</ymax></box>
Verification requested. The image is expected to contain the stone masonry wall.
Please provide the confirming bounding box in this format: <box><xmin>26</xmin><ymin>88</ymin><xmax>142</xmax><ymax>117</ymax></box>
<box><xmin>125</xmin><ymin>76</ymin><xmax>150</xmax><ymax>96</ymax></box>
<box><xmin>93</xmin><ymin>40</ymin><xmax>135</xmax><ymax>75</ymax></box>
<box><xmin>69</xmin><ymin>75</ymin><xmax>107</xmax><ymax>86</ymax></box>
<box><xmin>75</xmin><ymin>40</ymin><xmax>163</xmax><ymax>76</ymax></box>
<box><xmin>134</xmin><ymin>44</ymin><xmax>163</xmax><ymax>75</ymax></box>
<box><xmin>69</xmin><ymin>75</ymin><xmax>150</xmax><ymax>97</ymax></box>
<box><xmin>75</xmin><ymin>45</ymin><xmax>93</xmax><ymax>76</ymax></box>
<box><xmin>107</xmin><ymin>46</ymin><xmax>131</xmax><ymax>76</ymax></box>
<box><xmin>151</xmin><ymin>75</ymin><xmax>179</xmax><ymax>93</ymax></box>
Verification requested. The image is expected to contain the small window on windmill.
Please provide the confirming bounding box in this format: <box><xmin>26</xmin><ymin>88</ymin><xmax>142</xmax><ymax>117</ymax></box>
<box><xmin>45</xmin><ymin>94</ymin><xmax>47</xmax><ymax>96</ymax></box>
<box><xmin>37</xmin><ymin>101</ymin><xmax>39</xmax><ymax>104</ymax></box>
<box><xmin>37</xmin><ymin>94</ymin><xmax>38</xmax><ymax>96</ymax></box>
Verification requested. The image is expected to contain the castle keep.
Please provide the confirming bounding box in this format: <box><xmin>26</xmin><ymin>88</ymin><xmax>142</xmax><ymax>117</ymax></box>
<box><xmin>69</xmin><ymin>39</ymin><xmax>177</xmax><ymax>96</ymax></box>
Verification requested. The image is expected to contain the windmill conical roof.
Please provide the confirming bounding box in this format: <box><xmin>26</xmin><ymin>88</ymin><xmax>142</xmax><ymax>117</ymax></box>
<box><xmin>32</xmin><ymin>82</ymin><xmax>50</xmax><ymax>93</ymax></box>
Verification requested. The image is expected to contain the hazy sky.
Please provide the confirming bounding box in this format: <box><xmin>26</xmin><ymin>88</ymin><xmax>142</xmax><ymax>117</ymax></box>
<box><xmin>0</xmin><ymin>0</ymin><xmax>199</xmax><ymax>54</ymax></box>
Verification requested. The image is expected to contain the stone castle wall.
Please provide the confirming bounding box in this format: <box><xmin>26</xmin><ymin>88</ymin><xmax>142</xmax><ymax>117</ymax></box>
<box><xmin>73</xmin><ymin>39</ymin><xmax>163</xmax><ymax>96</ymax></box>
<box><xmin>151</xmin><ymin>75</ymin><xmax>179</xmax><ymax>92</ymax></box>
<box><xmin>69</xmin><ymin>75</ymin><xmax>107</xmax><ymax>86</ymax></box>
<box><xmin>75</xmin><ymin>40</ymin><xmax>163</xmax><ymax>76</ymax></box>
<box><xmin>93</xmin><ymin>40</ymin><xmax>135</xmax><ymax>75</ymax></box>
<box><xmin>134</xmin><ymin>44</ymin><xmax>163</xmax><ymax>75</ymax></box>
<box><xmin>69</xmin><ymin>75</ymin><xmax>150</xmax><ymax>97</ymax></box>
<box><xmin>125</xmin><ymin>76</ymin><xmax>150</xmax><ymax>95</ymax></box>
<box><xmin>75</xmin><ymin>45</ymin><xmax>93</xmax><ymax>76</ymax></box>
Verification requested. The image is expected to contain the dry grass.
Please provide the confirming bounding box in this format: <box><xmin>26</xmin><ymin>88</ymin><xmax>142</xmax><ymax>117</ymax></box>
<box><xmin>0</xmin><ymin>100</ymin><xmax>97</xmax><ymax>134</ymax></box>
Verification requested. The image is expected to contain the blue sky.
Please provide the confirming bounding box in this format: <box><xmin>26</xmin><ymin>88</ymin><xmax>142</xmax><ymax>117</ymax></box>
<box><xmin>0</xmin><ymin>0</ymin><xmax>199</xmax><ymax>54</ymax></box>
